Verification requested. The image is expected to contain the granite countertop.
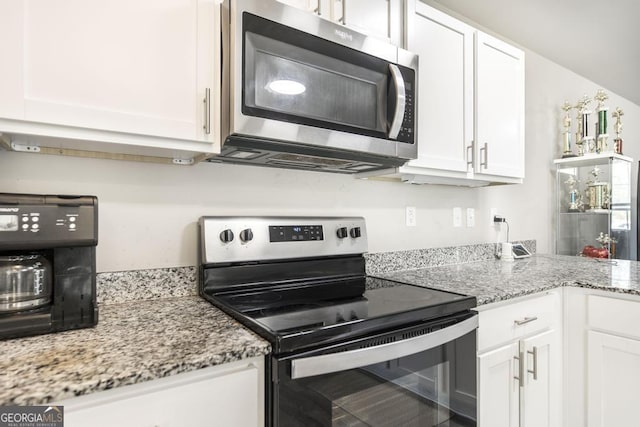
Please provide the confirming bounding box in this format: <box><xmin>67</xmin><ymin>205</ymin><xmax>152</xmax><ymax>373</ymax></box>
<box><xmin>0</xmin><ymin>296</ymin><xmax>270</xmax><ymax>406</ymax></box>
<box><xmin>3</xmin><ymin>252</ymin><xmax>638</xmax><ymax>407</ymax></box>
<box><xmin>376</xmin><ymin>253</ymin><xmax>640</xmax><ymax>305</ymax></box>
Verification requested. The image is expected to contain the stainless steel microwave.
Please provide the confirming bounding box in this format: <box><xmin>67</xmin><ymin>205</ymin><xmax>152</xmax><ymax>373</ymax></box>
<box><xmin>212</xmin><ymin>0</ymin><xmax>418</xmax><ymax>174</ymax></box>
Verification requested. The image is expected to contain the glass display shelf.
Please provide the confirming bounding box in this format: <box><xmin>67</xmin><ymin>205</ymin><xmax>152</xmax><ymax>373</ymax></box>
<box><xmin>554</xmin><ymin>153</ymin><xmax>632</xmax><ymax>259</ymax></box>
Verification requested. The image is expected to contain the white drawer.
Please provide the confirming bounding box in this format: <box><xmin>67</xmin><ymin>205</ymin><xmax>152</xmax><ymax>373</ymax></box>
<box><xmin>588</xmin><ymin>294</ymin><xmax>640</xmax><ymax>340</ymax></box>
<box><xmin>477</xmin><ymin>290</ymin><xmax>561</xmax><ymax>353</ymax></box>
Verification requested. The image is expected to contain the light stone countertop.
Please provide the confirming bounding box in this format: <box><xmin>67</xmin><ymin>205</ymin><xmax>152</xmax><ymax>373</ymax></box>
<box><xmin>376</xmin><ymin>253</ymin><xmax>640</xmax><ymax>305</ymax></box>
<box><xmin>3</xmin><ymin>252</ymin><xmax>637</xmax><ymax>407</ymax></box>
<box><xmin>0</xmin><ymin>296</ymin><xmax>270</xmax><ymax>406</ymax></box>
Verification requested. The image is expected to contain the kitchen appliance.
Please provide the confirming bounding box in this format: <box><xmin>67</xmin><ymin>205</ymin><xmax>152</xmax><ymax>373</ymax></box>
<box><xmin>199</xmin><ymin>216</ymin><xmax>478</xmax><ymax>426</ymax></box>
<box><xmin>0</xmin><ymin>193</ymin><xmax>98</xmax><ymax>339</ymax></box>
<box><xmin>212</xmin><ymin>0</ymin><xmax>418</xmax><ymax>174</ymax></box>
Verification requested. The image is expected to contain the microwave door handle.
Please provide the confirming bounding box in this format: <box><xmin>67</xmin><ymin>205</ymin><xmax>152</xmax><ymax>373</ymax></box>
<box><xmin>290</xmin><ymin>315</ymin><xmax>478</xmax><ymax>380</ymax></box>
<box><xmin>388</xmin><ymin>63</ymin><xmax>406</xmax><ymax>140</ymax></box>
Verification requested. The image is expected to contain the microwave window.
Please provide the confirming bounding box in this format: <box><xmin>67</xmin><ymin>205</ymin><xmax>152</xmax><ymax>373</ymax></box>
<box><xmin>245</xmin><ymin>32</ymin><xmax>387</xmax><ymax>133</ymax></box>
<box><xmin>0</xmin><ymin>215</ymin><xmax>19</xmax><ymax>232</ymax></box>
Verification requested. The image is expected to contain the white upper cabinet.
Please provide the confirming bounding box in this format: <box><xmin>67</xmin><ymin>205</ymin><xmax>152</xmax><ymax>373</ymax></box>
<box><xmin>475</xmin><ymin>32</ymin><xmax>525</xmax><ymax>180</ymax></box>
<box><xmin>373</xmin><ymin>0</ymin><xmax>524</xmax><ymax>186</ymax></box>
<box><xmin>277</xmin><ymin>0</ymin><xmax>325</xmax><ymax>14</ymax></box>
<box><xmin>0</xmin><ymin>0</ymin><xmax>220</xmax><ymax>162</ymax></box>
<box><xmin>401</xmin><ymin>1</ymin><xmax>474</xmax><ymax>176</ymax></box>
<box><xmin>278</xmin><ymin>0</ymin><xmax>402</xmax><ymax>46</ymax></box>
<box><xmin>332</xmin><ymin>0</ymin><xmax>402</xmax><ymax>46</ymax></box>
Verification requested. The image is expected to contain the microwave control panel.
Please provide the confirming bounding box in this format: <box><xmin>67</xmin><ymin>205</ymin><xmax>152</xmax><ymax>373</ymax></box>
<box><xmin>395</xmin><ymin>67</ymin><xmax>416</xmax><ymax>145</ymax></box>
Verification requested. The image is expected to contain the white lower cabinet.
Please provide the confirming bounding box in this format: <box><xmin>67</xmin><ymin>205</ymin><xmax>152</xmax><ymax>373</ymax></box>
<box><xmin>564</xmin><ymin>289</ymin><xmax>640</xmax><ymax>427</ymax></box>
<box><xmin>478</xmin><ymin>342</ymin><xmax>519</xmax><ymax>427</ymax></box>
<box><xmin>477</xmin><ymin>290</ymin><xmax>562</xmax><ymax>427</ymax></box>
<box><xmin>57</xmin><ymin>356</ymin><xmax>264</xmax><ymax>427</ymax></box>
<box><xmin>587</xmin><ymin>331</ymin><xmax>640</xmax><ymax>427</ymax></box>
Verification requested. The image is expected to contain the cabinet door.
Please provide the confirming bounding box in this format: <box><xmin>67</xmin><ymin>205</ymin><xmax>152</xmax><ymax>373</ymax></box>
<box><xmin>587</xmin><ymin>330</ymin><xmax>640</xmax><ymax>427</ymax></box>
<box><xmin>277</xmin><ymin>0</ymin><xmax>323</xmax><ymax>14</ymax></box>
<box><xmin>0</xmin><ymin>1</ymin><xmax>24</xmax><ymax>120</ymax></box>
<box><xmin>11</xmin><ymin>0</ymin><xmax>216</xmax><ymax>143</ymax></box>
<box><xmin>475</xmin><ymin>31</ymin><xmax>525</xmax><ymax>179</ymax></box>
<box><xmin>402</xmin><ymin>1</ymin><xmax>474</xmax><ymax>174</ymax></box>
<box><xmin>478</xmin><ymin>342</ymin><xmax>520</xmax><ymax>427</ymax></box>
<box><xmin>63</xmin><ymin>360</ymin><xmax>263</xmax><ymax>427</ymax></box>
<box><xmin>521</xmin><ymin>329</ymin><xmax>562</xmax><ymax>427</ymax></box>
<box><xmin>330</xmin><ymin>0</ymin><xmax>402</xmax><ymax>46</ymax></box>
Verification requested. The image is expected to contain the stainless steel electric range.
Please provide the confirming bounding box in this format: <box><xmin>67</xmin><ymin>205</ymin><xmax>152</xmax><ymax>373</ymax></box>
<box><xmin>199</xmin><ymin>216</ymin><xmax>478</xmax><ymax>427</ymax></box>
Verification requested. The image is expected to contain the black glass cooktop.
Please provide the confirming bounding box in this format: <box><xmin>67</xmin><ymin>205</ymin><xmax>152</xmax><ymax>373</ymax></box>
<box><xmin>207</xmin><ymin>276</ymin><xmax>476</xmax><ymax>354</ymax></box>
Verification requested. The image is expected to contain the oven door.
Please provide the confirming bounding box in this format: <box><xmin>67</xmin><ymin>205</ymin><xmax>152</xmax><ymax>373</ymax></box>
<box><xmin>226</xmin><ymin>0</ymin><xmax>417</xmax><ymax>160</ymax></box>
<box><xmin>271</xmin><ymin>313</ymin><xmax>478</xmax><ymax>427</ymax></box>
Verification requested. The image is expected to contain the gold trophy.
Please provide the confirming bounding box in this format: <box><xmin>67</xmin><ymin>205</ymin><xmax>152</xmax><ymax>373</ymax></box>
<box><xmin>594</xmin><ymin>89</ymin><xmax>609</xmax><ymax>153</ymax></box>
<box><xmin>586</xmin><ymin>165</ymin><xmax>609</xmax><ymax>211</ymax></box>
<box><xmin>612</xmin><ymin>107</ymin><xmax>624</xmax><ymax>155</ymax></box>
<box><xmin>561</xmin><ymin>101</ymin><xmax>576</xmax><ymax>157</ymax></box>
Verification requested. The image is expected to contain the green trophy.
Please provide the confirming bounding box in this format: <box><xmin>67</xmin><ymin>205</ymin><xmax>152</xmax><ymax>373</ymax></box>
<box><xmin>594</xmin><ymin>89</ymin><xmax>609</xmax><ymax>153</ymax></box>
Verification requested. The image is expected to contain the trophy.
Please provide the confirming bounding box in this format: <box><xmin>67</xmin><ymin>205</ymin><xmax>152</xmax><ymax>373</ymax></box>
<box><xmin>596</xmin><ymin>232</ymin><xmax>617</xmax><ymax>259</ymax></box>
<box><xmin>613</xmin><ymin>107</ymin><xmax>624</xmax><ymax>155</ymax></box>
<box><xmin>586</xmin><ymin>165</ymin><xmax>609</xmax><ymax>211</ymax></box>
<box><xmin>594</xmin><ymin>89</ymin><xmax>609</xmax><ymax>153</ymax></box>
<box><xmin>574</xmin><ymin>95</ymin><xmax>593</xmax><ymax>155</ymax></box>
<box><xmin>561</xmin><ymin>101</ymin><xmax>576</xmax><ymax>157</ymax></box>
<box><xmin>565</xmin><ymin>174</ymin><xmax>582</xmax><ymax>212</ymax></box>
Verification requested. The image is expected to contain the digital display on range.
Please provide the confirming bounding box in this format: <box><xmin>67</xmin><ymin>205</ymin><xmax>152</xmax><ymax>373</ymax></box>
<box><xmin>269</xmin><ymin>225</ymin><xmax>324</xmax><ymax>242</ymax></box>
<box><xmin>0</xmin><ymin>215</ymin><xmax>18</xmax><ymax>232</ymax></box>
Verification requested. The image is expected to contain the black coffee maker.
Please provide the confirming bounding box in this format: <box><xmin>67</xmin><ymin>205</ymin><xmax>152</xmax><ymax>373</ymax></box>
<box><xmin>0</xmin><ymin>193</ymin><xmax>98</xmax><ymax>339</ymax></box>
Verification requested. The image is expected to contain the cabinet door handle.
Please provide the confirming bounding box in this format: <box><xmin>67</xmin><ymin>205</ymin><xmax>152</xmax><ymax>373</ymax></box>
<box><xmin>466</xmin><ymin>141</ymin><xmax>474</xmax><ymax>168</ymax></box>
<box><xmin>527</xmin><ymin>346</ymin><xmax>538</xmax><ymax>380</ymax></box>
<box><xmin>513</xmin><ymin>352</ymin><xmax>524</xmax><ymax>388</ymax></box>
<box><xmin>480</xmin><ymin>142</ymin><xmax>488</xmax><ymax>169</ymax></box>
<box><xmin>514</xmin><ymin>316</ymin><xmax>538</xmax><ymax>326</ymax></box>
<box><xmin>337</xmin><ymin>0</ymin><xmax>346</xmax><ymax>24</ymax></box>
<box><xmin>203</xmin><ymin>87</ymin><xmax>211</xmax><ymax>135</ymax></box>
<box><xmin>314</xmin><ymin>0</ymin><xmax>322</xmax><ymax>15</ymax></box>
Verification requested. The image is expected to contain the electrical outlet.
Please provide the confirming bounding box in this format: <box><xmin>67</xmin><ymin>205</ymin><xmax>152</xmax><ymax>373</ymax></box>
<box><xmin>406</xmin><ymin>206</ymin><xmax>416</xmax><ymax>227</ymax></box>
<box><xmin>453</xmin><ymin>207</ymin><xmax>462</xmax><ymax>228</ymax></box>
<box><xmin>466</xmin><ymin>208</ymin><xmax>475</xmax><ymax>227</ymax></box>
<box><xmin>490</xmin><ymin>208</ymin><xmax>498</xmax><ymax>227</ymax></box>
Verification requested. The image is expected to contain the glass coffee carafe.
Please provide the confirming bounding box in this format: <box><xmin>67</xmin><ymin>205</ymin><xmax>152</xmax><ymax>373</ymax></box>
<box><xmin>0</xmin><ymin>254</ymin><xmax>52</xmax><ymax>312</ymax></box>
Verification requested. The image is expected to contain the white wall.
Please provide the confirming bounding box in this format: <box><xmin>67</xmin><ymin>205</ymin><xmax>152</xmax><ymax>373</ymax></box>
<box><xmin>1</xmin><ymin>37</ymin><xmax>639</xmax><ymax>272</ymax></box>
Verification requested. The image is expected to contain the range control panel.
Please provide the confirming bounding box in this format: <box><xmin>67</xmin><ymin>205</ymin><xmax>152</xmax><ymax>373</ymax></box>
<box><xmin>200</xmin><ymin>216</ymin><xmax>367</xmax><ymax>265</ymax></box>
<box><xmin>0</xmin><ymin>194</ymin><xmax>98</xmax><ymax>250</ymax></box>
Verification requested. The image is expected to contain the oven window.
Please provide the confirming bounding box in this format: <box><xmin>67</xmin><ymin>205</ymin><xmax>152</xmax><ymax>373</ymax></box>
<box><xmin>275</xmin><ymin>329</ymin><xmax>477</xmax><ymax>426</ymax></box>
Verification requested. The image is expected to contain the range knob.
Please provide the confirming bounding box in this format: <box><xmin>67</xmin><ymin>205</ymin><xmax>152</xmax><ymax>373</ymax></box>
<box><xmin>219</xmin><ymin>229</ymin><xmax>234</xmax><ymax>243</ymax></box>
<box><xmin>240</xmin><ymin>228</ymin><xmax>254</xmax><ymax>242</ymax></box>
<box><xmin>350</xmin><ymin>227</ymin><xmax>362</xmax><ymax>238</ymax></box>
<box><xmin>336</xmin><ymin>227</ymin><xmax>348</xmax><ymax>239</ymax></box>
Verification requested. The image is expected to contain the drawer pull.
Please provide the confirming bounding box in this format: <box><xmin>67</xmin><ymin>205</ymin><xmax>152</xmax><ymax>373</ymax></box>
<box><xmin>527</xmin><ymin>346</ymin><xmax>538</xmax><ymax>380</ymax></box>
<box><xmin>514</xmin><ymin>316</ymin><xmax>538</xmax><ymax>326</ymax></box>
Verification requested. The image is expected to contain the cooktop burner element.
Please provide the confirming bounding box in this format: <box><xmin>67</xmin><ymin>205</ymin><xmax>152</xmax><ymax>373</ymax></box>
<box><xmin>198</xmin><ymin>216</ymin><xmax>476</xmax><ymax>354</ymax></box>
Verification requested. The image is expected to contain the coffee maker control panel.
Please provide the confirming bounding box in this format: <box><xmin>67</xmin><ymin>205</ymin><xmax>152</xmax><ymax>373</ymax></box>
<box><xmin>0</xmin><ymin>194</ymin><xmax>97</xmax><ymax>250</ymax></box>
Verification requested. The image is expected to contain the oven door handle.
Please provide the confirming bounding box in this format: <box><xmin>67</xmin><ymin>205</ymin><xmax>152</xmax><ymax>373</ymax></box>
<box><xmin>388</xmin><ymin>63</ymin><xmax>406</xmax><ymax>140</ymax></box>
<box><xmin>290</xmin><ymin>315</ymin><xmax>478</xmax><ymax>379</ymax></box>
